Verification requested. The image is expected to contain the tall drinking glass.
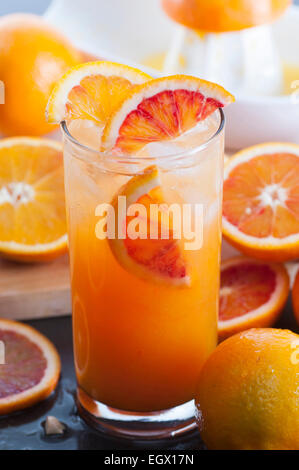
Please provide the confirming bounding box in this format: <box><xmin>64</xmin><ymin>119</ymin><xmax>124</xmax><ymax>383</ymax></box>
<box><xmin>62</xmin><ymin>109</ymin><xmax>224</xmax><ymax>439</ymax></box>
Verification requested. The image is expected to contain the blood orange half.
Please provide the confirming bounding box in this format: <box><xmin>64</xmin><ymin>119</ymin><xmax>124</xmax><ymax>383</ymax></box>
<box><xmin>0</xmin><ymin>319</ymin><xmax>61</xmax><ymax>415</ymax></box>
<box><xmin>223</xmin><ymin>143</ymin><xmax>299</xmax><ymax>262</ymax></box>
<box><xmin>219</xmin><ymin>257</ymin><xmax>289</xmax><ymax>340</ymax></box>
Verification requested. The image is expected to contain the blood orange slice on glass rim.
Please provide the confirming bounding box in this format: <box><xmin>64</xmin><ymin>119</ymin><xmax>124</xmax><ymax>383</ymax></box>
<box><xmin>0</xmin><ymin>319</ymin><xmax>61</xmax><ymax>415</ymax></box>
<box><xmin>108</xmin><ymin>165</ymin><xmax>190</xmax><ymax>286</ymax></box>
<box><xmin>219</xmin><ymin>256</ymin><xmax>289</xmax><ymax>340</ymax></box>
<box><xmin>223</xmin><ymin>143</ymin><xmax>299</xmax><ymax>262</ymax></box>
<box><xmin>102</xmin><ymin>75</ymin><xmax>234</xmax><ymax>154</ymax></box>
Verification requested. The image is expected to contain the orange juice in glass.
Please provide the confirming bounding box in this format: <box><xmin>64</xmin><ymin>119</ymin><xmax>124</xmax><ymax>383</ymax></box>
<box><xmin>62</xmin><ymin>108</ymin><xmax>224</xmax><ymax>439</ymax></box>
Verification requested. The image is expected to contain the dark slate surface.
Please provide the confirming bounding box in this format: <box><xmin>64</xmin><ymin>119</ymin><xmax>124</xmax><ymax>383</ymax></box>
<box><xmin>0</xmin><ymin>316</ymin><xmax>204</xmax><ymax>450</ymax></box>
<box><xmin>0</xmin><ymin>295</ymin><xmax>298</xmax><ymax>450</ymax></box>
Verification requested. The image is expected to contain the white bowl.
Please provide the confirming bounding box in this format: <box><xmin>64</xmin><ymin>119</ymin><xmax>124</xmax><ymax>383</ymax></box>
<box><xmin>45</xmin><ymin>0</ymin><xmax>299</xmax><ymax>149</ymax></box>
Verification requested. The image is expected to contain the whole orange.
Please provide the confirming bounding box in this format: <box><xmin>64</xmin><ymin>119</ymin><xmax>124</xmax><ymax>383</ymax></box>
<box><xmin>196</xmin><ymin>329</ymin><xmax>299</xmax><ymax>450</ymax></box>
<box><xmin>0</xmin><ymin>14</ymin><xmax>82</xmax><ymax>136</ymax></box>
<box><xmin>162</xmin><ymin>0</ymin><xmax>291</xmax><ymax>33</ymax></box>
<box><xmin>292</xmin><ymin>269</ymin><xmax>299</xmax><ymax>326</ymax></box>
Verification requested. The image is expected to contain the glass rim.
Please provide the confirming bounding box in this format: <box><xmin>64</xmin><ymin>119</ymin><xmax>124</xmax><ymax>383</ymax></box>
<box><xmin>61</xmin><ymin>108</ymin><xmax>225</xmax><ymax>164</ymax></box>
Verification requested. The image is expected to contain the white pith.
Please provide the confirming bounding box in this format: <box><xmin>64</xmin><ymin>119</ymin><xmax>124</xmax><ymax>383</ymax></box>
<box><xmin>258</xmin><ymin>184</ymin><xmax>288</xmax><ymax>210</ymax></box>
<box><xmin>0</xmin><ymin>137</ymin><xmax>62</xmax><ymax>151</ymax></box>
<box><xmin>219</xmin><ymin>257</ymin><xmax>288</xmax><ymax>328</ymax></box>
<box><xmin>220</xmin><ymin>286</ymin><xmax>233</xmax><ymax>297</ymax></box>
<box><xmin>125</xmin><ymin>172</ymin><xmax>160</xmax><ymax>207</ymax></box>
<box><xmin>0</xmin><ymin>235</ymin><xmax>68</xmax><ymax>254</ymax></box>
<box><xmin>0</xmin><ymin>182</ymin><xmax>35</xmax><ymax>207</ymax></box>
<box><xmin>223</xmin><ymin>142</ymin><xmax>299</xmax><ymax>247</ymax></box>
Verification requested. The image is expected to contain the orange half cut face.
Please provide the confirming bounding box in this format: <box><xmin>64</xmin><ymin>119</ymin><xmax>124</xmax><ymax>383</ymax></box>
<box><xmin>223</xmin><ymin>143</ymin><xmax>299</xmax><ymax>262</ymax></box>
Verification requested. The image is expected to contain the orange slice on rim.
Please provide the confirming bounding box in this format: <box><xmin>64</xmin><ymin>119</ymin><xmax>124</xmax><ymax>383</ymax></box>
<box><xmin>219</xmin><ymin>257</ymin><xmax>289</xmax><ymax>341</ymax></box>
<box><xmin>102</xmin><ymin>75</ymin><xmax>234</xmax><ymax>154</ymax></box>
<box><xmin>223</xmin><ymin>143</ymin><xmax>299</xmax><ymax>262</ymax></box>
<box><xmin>46</xmin><ymin>61</ymin><xmax>151</xmax><ymax>132</ymax></box>
<box><xmin>108</xmin><ymin>166</ymin><xmax>190</xmax><ymax>286</ymax></box>
<box><xmin>0</xmin><ymin>137</ymin><xmax>67</xmax><ymax>262</ymax></box>
<box><xmin>0</xmin><ymin>319</ymin><xmax>61</xmax><ymax>415</ymax></box>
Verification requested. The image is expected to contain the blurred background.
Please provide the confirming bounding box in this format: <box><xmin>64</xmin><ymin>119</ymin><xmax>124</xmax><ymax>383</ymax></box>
<box><xmin>1</xmin><ymin>0</ymin><xmax>298</xmax><ymax>15</ymax></box>
<box><xmin>1</xmin><ymin>0</ymin><xmax>298</xmax><ymax>18</ymax></box>
<box><xmin>0</xmin><ymin>0</ymin><xmax>51</xmax><ymax>15</ymax></box>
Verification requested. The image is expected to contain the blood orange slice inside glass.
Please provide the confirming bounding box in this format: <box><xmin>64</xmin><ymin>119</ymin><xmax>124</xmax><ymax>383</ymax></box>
<box><xmin>108</xmin><ymin>166</ymin><xmax>190</xmax><ymax>286</ymax></box>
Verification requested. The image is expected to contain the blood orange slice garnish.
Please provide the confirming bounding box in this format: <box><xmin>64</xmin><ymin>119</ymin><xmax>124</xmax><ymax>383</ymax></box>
<box><xmin>223</xmin><ymin>143</ymin><xmax>299</xmax><ymax>262</ymax></box>
<box><xmin>46</xmin><ymin>61</ymin><xmax>151</xmax><ymax>133</ymax></box>
<box><xmin>219</xmin><ymin>257</ymin><xmax>289</xmax><ymax>340</ymax></box>
<box><xmin>108</xmin><ymin>166</ymin><xmax>190</xmax><ymax>286</ymax></box>
<box><xmin>0</xmin><ymin>319</ymin><xmax>61</xmax><ymax>415</ymax></box>
<box><xmin>0</xmin><ymin>137</ymin><xmax>67</xmax><ymax>262</ymax></box>
<box><xmin>102</xmin><ymin>75</ymin><xmax>234</xmax><ymax>154</ymax></box>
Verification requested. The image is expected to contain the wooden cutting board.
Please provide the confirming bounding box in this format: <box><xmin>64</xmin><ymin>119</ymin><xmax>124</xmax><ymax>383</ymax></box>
<box><xmin>0</xmin><ymin>255</ymin><xmax>71</xmax><ymax>321</ymax></box>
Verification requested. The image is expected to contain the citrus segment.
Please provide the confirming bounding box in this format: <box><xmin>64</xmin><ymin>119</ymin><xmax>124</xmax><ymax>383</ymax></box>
<box><xmin>219</xmin><ymin>257</ymin><xmax>289</xmax><ymax>340</ymax></box>
<box><xmin>0</xmin><ymin>319</ymin><xmax>61</xmax><ymax>415</ymax></box>
<box><xmin>102</xmin><ymin>76</ymin><xmax>234</xmax><ymax>153</ymax></box>
<box><xmin>46</xmin><ymin>61</ymin><xmax>151</xmax><ymax>130</ymax></box>
<box><xmin>223</xmin><ymin>143</ymin><xmax>299</xmax><ymax>262</ymax></box>
<box><xmin>108</xmin><ymin>166</ymin><xmax>190</xmax><ymax>286</ymax></box>
<box><xmin>0</xmin><ymin>138</ymin><xmax>67</xmax><ymax>262</ymax></box>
